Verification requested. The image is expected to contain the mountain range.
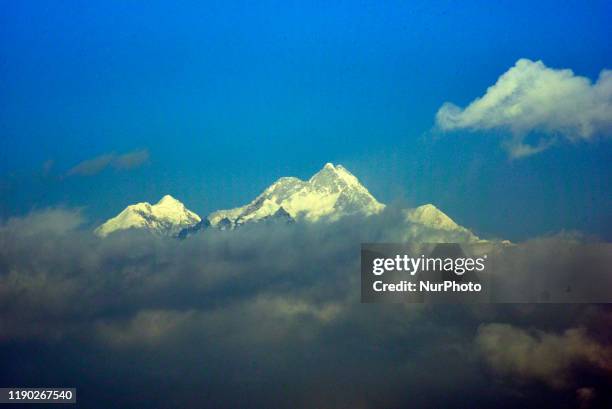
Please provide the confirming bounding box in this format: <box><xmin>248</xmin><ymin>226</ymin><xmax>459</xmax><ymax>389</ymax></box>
<box><xmin>95</xmin><ymin>163</ymin><xmax>481</xmax><ymax>241</ymax></box>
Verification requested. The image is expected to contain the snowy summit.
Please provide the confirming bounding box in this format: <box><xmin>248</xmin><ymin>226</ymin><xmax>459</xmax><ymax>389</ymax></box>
<box><xmin>207</xmin><ymin>163</ymin><xmax>385</xmax><ymax>229</ymax></box>
<box><xmin>94</xmin><ymin>194</ymin><xmax>201</xmax><ymax>237</ymax></box>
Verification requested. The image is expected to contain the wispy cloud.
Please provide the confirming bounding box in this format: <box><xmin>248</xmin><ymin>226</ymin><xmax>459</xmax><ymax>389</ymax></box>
<box><xmin>66</xmin><ymin>149</ymin><xmax>149</xmax><ymax>176</ymax></box>
<box><xmin>42</xmin><ymin>159</ymin><xmax>55</xmax><ymax>176</ymax></box>
<box><xmin>113</xmin><ymin>150</ymin><xmax>150</xmax><ymax>170</ymax></box>
<box><xmin>435</xmin><ymin>59</ymin><xmax>612</xmax><ymax>158</ymax></box>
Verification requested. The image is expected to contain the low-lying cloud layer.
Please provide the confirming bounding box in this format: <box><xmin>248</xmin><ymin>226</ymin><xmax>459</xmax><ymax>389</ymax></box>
<box><xmin>0</xmin><ymin>209</ymin><xmax>610</xmax><ymax>408</ymax></box>
<box><xmin>436</xmin><ymin>59</ymin><xmax>612</xmax><ymax>158</ymax></box>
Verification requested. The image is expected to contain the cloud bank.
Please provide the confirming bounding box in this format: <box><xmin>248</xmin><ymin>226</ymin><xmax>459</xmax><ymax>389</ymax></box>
<box><xmin>436</xmin><ymin>59</ymin><xmax>612</xmax><ymax>157</ymax></box>
<box><xmin>66</xmin><ymin>149</ymin><xmax>149</xmax><ymax>176</ymax></box>
<box><xmin>0</xmin><ymin>209</ymin><xmax>611</xmax><ymax>408</ymax></box>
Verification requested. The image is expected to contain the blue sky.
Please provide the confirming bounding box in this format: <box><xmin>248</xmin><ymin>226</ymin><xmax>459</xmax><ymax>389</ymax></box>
<box><xmin>1</xmin><ymin>0</ymin><xmax>610</xmax><ymax>240</ymax></box>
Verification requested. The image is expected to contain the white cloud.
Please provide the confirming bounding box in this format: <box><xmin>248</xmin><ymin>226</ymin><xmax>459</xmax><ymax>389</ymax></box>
<box><xmin>436</xmin><ymin>59</ymin><xmax>612</xmax><ymax>158</ymax></box>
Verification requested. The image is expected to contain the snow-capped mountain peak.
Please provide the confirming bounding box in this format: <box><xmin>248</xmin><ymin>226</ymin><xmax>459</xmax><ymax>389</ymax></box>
<box><xmin>95</xmin><ymin>195</ymin><xmax>201</xmax><ymax>237</ymax></box>
<box><xmin>309</xmin><ymin>163</ymin><xmax>365</xmax><ymax>192</ymax></box>
<box><xmin>207</xmin><ymin>163</ymin><xmax>384</xmax><ymax>228</ymax></box>
<box><xmin>404</xmin><ymin>204</ymin><xmax>481</xmax><ymax>242</ymax></box>
<box><xmin>156</xmin><ymin>194</ymin><xmax>183</xmax><ymax>206</ymax></box>
<box><xmin>405</xmin><ymin>204</ymin><xmax>462</xmax><ymax>231</ymax></box>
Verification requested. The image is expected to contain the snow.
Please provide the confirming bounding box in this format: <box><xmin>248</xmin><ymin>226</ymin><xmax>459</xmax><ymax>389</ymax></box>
<box><xmin>95</xmin><ymin>195</ymin><xmax>201</xmax><ymax>237</ymax></box>
<box><xmin>405</xmin><ymin>204</ymin><xmax>462</xmax><ymax>231</ymax></box>
<box><xmin>208</xmin><ymin>163</ymin><xmax>385</xmax><ymax>227</ymax></box>
<box><xmin>95</xmin><ymin>163</ymin><xmax>483</xmax><ymax>242</ymax></box>
<box><xmin>403</xmin><ymin>204</ymin><xmax>481</xmax><ymax>242</ymax></box>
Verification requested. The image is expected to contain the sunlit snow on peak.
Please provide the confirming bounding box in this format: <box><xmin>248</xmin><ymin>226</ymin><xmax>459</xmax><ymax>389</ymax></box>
<box><xmin>95</xmin><ymin>195</ymin><xmax>201</xmax><ymax>237</ymax></box>
<box><xmin>208</xmin><ymin>163</ymin><xmax>384</xmax><ymax>227</ymax></box>
<box><xmin>95</xmin><ymin>163</ymin><xmax>482</xmax><ymax>242</ymax></box>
